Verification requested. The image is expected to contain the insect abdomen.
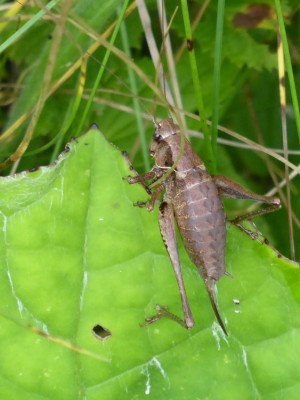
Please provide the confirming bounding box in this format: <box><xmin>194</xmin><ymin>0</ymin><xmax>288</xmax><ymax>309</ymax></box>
<box><xmin>172</xmin><ymin>168</ymin><xmax>227</xmax><ymax>281</ymax></box>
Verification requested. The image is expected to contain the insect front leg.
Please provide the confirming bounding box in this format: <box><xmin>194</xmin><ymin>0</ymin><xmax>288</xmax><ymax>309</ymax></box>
<box><xmin>125</xmin><ymin>154</ymin><xmax>165</xmax><ymax>210</ymax></box>
<box><xmin>126</xmin><ymin>166</ymin><xmax>164</xmax><ymax>211</ymax></box>
<box><xmin>122</xmin><ymin>150</ymin><xmax>153</xmax><ymax>196</ymax></box>
<box><xmin>212</xmin><ymin>175</ymin><xmax>281</xmax><ymax>223</ymax></box>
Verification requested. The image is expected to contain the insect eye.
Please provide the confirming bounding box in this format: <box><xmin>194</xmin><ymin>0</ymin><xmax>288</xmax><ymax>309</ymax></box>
<box><xmin>153</xmin><ymin>133</ymin><xmax>162</xmax><ymax>141</ymax></box>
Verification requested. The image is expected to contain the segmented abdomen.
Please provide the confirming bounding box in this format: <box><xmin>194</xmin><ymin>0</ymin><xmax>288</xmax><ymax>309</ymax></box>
<box><xmin>171</xmin><ymin>168</ymin><xmax>226</xmax><ymax>281</ymax></box>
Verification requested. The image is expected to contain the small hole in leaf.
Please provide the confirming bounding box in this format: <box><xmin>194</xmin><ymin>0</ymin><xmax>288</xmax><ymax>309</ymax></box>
<box><xmin>92</xmin><ymin>325</ymin><xmax>112</xmax><ymax>341</ymax></box>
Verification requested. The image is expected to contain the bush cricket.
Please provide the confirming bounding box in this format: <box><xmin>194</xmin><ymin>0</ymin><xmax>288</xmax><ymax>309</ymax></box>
<box><xmin>126</xmin><ymin>119</ymin><xmax>281</xmax><ymax>335</ymax></box>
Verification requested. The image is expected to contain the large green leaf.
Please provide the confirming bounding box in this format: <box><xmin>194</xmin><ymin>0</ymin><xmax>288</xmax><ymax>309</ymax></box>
<box><xmin>0</xmin><ymin>127</ymin><xmax>299</xmax><ymax>399</ymax></box>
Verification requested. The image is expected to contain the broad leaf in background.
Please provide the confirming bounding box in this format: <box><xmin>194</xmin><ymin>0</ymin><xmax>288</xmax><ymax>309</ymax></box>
<box><xmin>0</xmin><ymin>127</ymin><xmax>299</xmax><ymax>399</ymax></box>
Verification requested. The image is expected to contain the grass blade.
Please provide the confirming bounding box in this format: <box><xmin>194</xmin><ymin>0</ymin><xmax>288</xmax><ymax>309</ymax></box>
<box><xmin>211</xmin><ymin>0</ymin><xmax>225</xmax><ymax>161</ymax></box>
<box><xmin>75</xmin><ymin>0</ymin><xmax>130</xmax><ymax>137</ymax></box>
<box><xmin>180</xmin><ymin>0</ymin><xmax>216</xmax><ymax>173</ymax></box>
<box><xmin>0</xmin><ymin>0</ymin><xmax>60</xmax><ymax>54</ymax></box>
<box><xmin>275</xmin><ymin>0</ymin><xmax>300</xmax><ymax>143</ymax></box>
<box><xmin>120</xmin><ymin>2</ymin><xmax>150</xmax><ymax>171</ymax></box>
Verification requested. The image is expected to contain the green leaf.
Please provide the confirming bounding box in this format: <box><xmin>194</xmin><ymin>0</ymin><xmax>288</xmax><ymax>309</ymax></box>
<box><xmin>1</xmin><ymin>0</ymin><xmax>126</xmax><ymax>160</ymax></box>
<box><xmin>0</xmin><ymin>127</ymin><xmax>299</xmax><ymax>399</ymax></box>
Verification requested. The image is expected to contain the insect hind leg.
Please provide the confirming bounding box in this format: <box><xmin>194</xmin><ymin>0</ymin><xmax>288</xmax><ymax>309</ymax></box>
<box><xmin>212</xmin><ymin>174</ymin><xmax>281</xmax><ymax>224</ymax></box>
<box><xmin>140</xmin><ymin>200</ymin><xmax>195</xmax><ymax>330</ymax></box>
<box><xmin>230</xmin><ymin>203</ymin><xmax>280</xmax><ymax>225</ymax></box>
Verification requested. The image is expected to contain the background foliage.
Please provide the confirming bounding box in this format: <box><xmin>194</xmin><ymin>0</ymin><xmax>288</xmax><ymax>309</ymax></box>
<box><xmin>1</xmin><ymin>0</ymin><xmax>299</xmax><ymax>257</ymax></box>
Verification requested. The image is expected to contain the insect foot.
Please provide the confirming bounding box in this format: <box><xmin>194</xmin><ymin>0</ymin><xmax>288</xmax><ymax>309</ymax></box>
<box><xmin>141</xmin><ymin>305</ymin><xmax>193</xmax><ymax>330</ymax></box>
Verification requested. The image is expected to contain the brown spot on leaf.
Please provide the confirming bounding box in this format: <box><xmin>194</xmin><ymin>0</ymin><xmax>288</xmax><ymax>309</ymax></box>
<box><xmin>92</xmin><ymin>324</ymin><xmax>112</xmax><ymax>341</ymax></box>
<box><xmin>233</xmin><ymin>4</ymin><xmax>272</xmax><ymax>29</ymax></box>
<box><xmin>187</xmin><ymin>39</ymin><xmax>194</xmax><ymax>51</ymax></box>
<box><xmin>31</xmin><ymin>325</ymin><xmax>48</xmax><ymax>338</ymax></box>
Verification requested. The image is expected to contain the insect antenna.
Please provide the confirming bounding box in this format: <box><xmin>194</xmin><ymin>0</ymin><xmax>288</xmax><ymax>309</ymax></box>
<box><xmin>156</xmin><ymin>0</ymin><xmax>186</xmax><ymax>131</ymax></box>
<box><xmin>135</xmin><ymin>1</ymin><xmax>188</xmax><ymax>189</ymax></box>
<box><xmin>137</xmin><ymin>0</ymin><xmax>174</xmax><ymax>122</ymax></box>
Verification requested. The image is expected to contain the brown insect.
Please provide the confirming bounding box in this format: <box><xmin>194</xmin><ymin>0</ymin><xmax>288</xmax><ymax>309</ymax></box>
<box><xmin>127</xmin><ymin>119</ymin><xmax>281</xmax><ymax>335</ymax></box>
